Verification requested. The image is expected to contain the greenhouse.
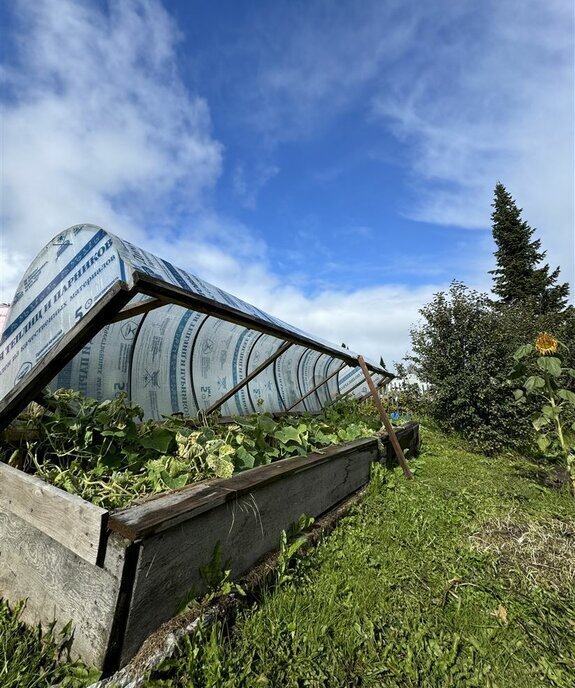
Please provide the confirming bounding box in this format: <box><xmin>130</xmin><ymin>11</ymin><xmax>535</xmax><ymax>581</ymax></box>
<box><xmin>0</xmin><ymin>224</ymin><xmax>390</xmax><ymax>428</ymax></box>
<box><xmin>0</xmin><ymin>225</ymin><xmax>419</xmax><ymax>673</ymax></box>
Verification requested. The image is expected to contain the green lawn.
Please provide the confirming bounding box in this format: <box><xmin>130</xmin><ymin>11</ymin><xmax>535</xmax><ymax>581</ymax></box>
<box><xmin>146</xmin><ymin>426</ymin><xmax>575</xmax><ymax>688</ymax></box>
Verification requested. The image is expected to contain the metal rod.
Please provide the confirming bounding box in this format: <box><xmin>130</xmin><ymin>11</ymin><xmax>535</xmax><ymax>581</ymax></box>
<box><xmin>323</xmin><ymin>371</ymin><xmax>366</xmax><ymax>408</ymax></box>
<box><xmin>108</xmin><ymin>297</ymin><xmax>165</xmax><ymax>323</ymax></box>
<box><xmin>285</xmin><ymin>362</ymin><xmax>347</xmax><ymax>412</ymax></box>
<box><xmin>205</xmin><ymin>341</ymin><xmax>293</xmax><ymax>415</ymax></box>
<box><xmin>357</xmin><ymin>355</ymin><xmax>413</xmax><ymax>480</ymax></box>
<box><xmin>135</xmin><ymin>274</ymin><xmax>390</xmax><ymax>376</ymax></box>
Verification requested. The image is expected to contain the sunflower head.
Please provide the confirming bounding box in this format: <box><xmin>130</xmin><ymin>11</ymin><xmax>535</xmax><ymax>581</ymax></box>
<box><xmin>535</xmin><ymin>332</ymin><xmax>559</xmax><ymax>356</ymax></box>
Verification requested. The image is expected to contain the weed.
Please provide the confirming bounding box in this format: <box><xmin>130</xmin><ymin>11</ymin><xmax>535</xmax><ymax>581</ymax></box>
<box><xmin>0</xmin><ymin>599</ymin><xmax>99</xmax><ymax>687</ymax></box>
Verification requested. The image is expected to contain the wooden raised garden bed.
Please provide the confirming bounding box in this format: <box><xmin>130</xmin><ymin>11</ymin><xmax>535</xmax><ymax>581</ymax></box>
<box><xmin>0</xmin><ymin>422</ymin><xmax>419</xmax><ymax>674</ymax></box>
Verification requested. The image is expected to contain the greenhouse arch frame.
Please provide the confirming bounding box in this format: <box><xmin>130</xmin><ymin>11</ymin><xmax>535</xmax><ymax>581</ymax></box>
<box><xmin>0</xmin><ymin>224</ymin><xmax>393</xmax><ymax>430</ymax></box>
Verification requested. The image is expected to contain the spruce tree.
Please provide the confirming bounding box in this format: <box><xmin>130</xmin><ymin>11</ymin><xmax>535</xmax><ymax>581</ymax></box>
<box><xmin>489</xmin><ymin>182</ymin><xmax>569</xmax><ymax>312</ymax></box>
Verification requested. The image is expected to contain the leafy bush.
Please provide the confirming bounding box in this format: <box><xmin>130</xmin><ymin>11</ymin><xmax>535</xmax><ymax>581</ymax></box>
<box><xmin>407</xmin><ymin>281</ymin><xmax>574</xmax><ymax>454</ymax></box>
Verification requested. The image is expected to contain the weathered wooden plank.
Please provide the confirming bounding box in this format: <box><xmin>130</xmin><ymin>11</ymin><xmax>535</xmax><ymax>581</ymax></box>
<box><xmin>0</xmin><ymin>461</ymin><xmax>107</xmax><ymax>566</ymax></box>
<box><xmin>0</xmin><ymin>508</ymin><xmax>122</xmax><ymax>668</ymax></box>
<box><xmin>109</xmin><ymin>438</ymin><xmax>378</xmax><ymax>541</ymax></box>
<box><xmin>119</xmin><ymin>440</ymin><xmax>378</xmax><ymax>663</ymax></box>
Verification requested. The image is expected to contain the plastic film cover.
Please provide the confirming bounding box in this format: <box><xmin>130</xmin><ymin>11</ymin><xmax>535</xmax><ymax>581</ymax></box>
<box><xmin>0</xmin><ymin>224</ymin><xmax>392</xmax><ymax>423</ymax></box>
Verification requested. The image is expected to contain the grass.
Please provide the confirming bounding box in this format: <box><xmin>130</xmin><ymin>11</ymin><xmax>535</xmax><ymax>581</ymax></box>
<box><xmin>1</xmin><ymin>424</ymin><xmax>573</xmax><ymax>687</ymax></box>
<box><xmin>0</xmin><ymin>600</ymin><xmax>99</xmax><ymax>687</ymax></box>
<box><xmin>145</xmin><ymin>426</ymin><xmax>575</xmax><ymax>688</ymax></box>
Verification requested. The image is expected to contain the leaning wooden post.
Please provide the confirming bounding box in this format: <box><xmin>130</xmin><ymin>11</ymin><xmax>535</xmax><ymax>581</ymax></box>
<box><xmin>357</xmin><ymin>355</ymin><xmax>413</xmax><ymax>479</ymax></box>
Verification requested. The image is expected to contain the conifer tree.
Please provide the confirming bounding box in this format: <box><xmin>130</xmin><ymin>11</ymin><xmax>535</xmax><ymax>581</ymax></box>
<box><xmin>489</xmin><ymin>182</ymin><xmax>569</xmax><ymax>312</ymax></box>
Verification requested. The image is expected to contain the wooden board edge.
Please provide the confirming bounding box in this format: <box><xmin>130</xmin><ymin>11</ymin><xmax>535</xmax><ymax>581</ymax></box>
<box><xmin>109</xmin><ymin>437</ymin><xmax>379</xmax><ymax>541</ymax></box>
<box><xmin>0</xmin><ymin>460</ymin><xmax>108</xmax><ymax>566</ymax></box>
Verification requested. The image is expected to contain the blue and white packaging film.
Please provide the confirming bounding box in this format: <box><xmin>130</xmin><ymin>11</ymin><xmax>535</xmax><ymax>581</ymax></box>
<box><xmin>0</xmin><ymin>226</ymin><xmax>124</xmax><ymax>401</ymax></box>
<box><xmin>246</xmin><ymin>334</ymin><xmax>285</xmax><ymax>413</ymax></box>
<box><xmin>1</xmin><ymin>225</ymin><xmax>376</xmax><ymax>420</ymax></box>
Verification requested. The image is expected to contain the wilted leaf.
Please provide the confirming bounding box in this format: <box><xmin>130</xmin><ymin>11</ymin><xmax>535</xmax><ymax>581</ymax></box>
<box><xmin>537</xmin><ymin>357</ymin><xmax>562</xmax><ymax>377</ymax></box>
<box><xmin>493</xmin><ymin>605</ymin><xmax>508</xmax><ymax>624</ymax></box>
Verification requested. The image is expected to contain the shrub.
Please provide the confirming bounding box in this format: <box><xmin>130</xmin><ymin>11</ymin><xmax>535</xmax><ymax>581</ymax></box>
<box><xmin>511</xmin><ymin>333</ymin><xmax>575</xmax><ymax>493</ymax></box>
<box><xmin>406</xmin><ymin>281</ymin><xmax>574</xmax><ymax>455</ymax></box>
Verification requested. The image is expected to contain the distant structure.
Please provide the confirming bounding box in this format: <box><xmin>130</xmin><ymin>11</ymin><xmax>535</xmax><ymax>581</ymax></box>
<box><xmin>385</xmin><ymin>374</ymin><xmax>430</xmax><ymax>393</ymax></box>
<box><xmin>0</xmin><ymin>304</ymin><xmax>10</xmax><ymax>341</ymax></box>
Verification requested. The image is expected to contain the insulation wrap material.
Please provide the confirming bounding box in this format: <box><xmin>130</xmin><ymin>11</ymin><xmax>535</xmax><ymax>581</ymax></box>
<box><xmin>0</xmin><ymin>225</ymin><xmax>391</xmax><ymax>420</ymax></box>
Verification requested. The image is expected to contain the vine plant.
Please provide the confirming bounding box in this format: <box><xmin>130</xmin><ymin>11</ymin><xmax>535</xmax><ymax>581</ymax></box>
<box><xmin>1</xmin><ymin>391</ymin><xmax>381</xmax><ymax>509</ymax></box>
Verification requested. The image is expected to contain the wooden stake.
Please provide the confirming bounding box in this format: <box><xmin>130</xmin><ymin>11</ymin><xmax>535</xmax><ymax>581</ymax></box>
<box><xmin>357</xmin><ymin>355</ymin><xmax>413</xmax><ymax>479</ymax></box>
<box><xmin>108</xmin><ymin>297</ymin><xmax>165</xmax><ymax>323</ymax></box>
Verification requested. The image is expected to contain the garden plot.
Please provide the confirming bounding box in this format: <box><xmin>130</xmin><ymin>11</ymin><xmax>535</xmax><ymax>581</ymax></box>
<box><xmin>0</xmin><ymin>400</ymin><xmax>419</xmax><ymax>673</ymax></box>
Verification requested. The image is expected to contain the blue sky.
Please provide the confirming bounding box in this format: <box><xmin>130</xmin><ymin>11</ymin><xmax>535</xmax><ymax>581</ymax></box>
<box><xmin>0</xmin><ymin>0</ymin><xmax>573</xmax><ymax>366</ymax></box>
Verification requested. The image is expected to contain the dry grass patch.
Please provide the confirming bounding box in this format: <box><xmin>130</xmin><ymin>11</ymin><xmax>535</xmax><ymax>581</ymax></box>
<box><xmin>470</xmin><ymin>514</ymin><xmax>575</xmax><ymax>593</ymax></box>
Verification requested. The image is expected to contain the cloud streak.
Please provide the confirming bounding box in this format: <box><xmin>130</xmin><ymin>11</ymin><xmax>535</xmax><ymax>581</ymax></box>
<box><xmin>220</xmin><ymin>0</ymin><xmax>574</xmax><ymax>292</ymax></box>
<box><xmin>3</xmin><ymin>0</ymin><xmax>570</xmax><ymax>377</ymax></box>
<box><xmin>373</xmin><ymin>0</ymin><xmax>574</xmax><ymax>288</ymax></box>
<box><xmin>0</xmin><ymin>0</ymin><xmax>434</xmax><ymax>368</ymax></box>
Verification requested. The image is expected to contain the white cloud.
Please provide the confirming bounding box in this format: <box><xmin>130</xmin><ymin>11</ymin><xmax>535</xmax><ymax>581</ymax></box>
<box><xmin>232</xmin><ymin>162</ymin><xmax>279</xmax><ymax>209</ymax></box>
<box><xmin>8</xmin><ymin>0</ymin><xmax>564</xmax><ymax>379</ymax></box>
<box><xmin>1</xmin><ymin>0</ymin><xmax>222</xmax><ymax>300</ymax></box>
<box><xmin>232</xmin><ymin>1</ymin><xmax>416</xmax><ymax>144</ymax></box>
<box><xmin>0</xmin><ymin>0</ymin><xmax>430</xmax><ymax>368</ymax></box>
<box><xmin>373</xmin><ymin>0</ymin><xmax>574</xmax><ymax>292</ymax></box>
<box><xmin>265</xmin><ymin>283</ymin><xmax>439</xmax><ymax>368</ymax></box>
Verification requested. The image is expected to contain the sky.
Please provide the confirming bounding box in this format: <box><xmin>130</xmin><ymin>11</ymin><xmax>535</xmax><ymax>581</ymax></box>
<box><xmin>0</xmin><ymin>0</ymin><xmax>573</xmax><ymax>368</ymax></box>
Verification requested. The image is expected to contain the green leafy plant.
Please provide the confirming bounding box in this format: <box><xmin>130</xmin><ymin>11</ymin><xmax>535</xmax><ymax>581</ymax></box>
<box><xmin>511</xmin><ymin>333</ymin><xmax>575</xmax><ymax>494</ymax></box>
<box><xmin>276</xmin><ymin>514</ymin><xmax>315</xmax><ymax>587</ymax></box>
<box><xmin>0</xmin><ymin>392</ymin><xmax>384</xmax><ymax>509</ymax></box>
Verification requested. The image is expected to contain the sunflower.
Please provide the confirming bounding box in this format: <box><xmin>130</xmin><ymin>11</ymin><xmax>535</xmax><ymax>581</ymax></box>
<box><xmin>535</xmin><ymin>332</ymin><xmax>559</xmax><ymax>355</ymax></box>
